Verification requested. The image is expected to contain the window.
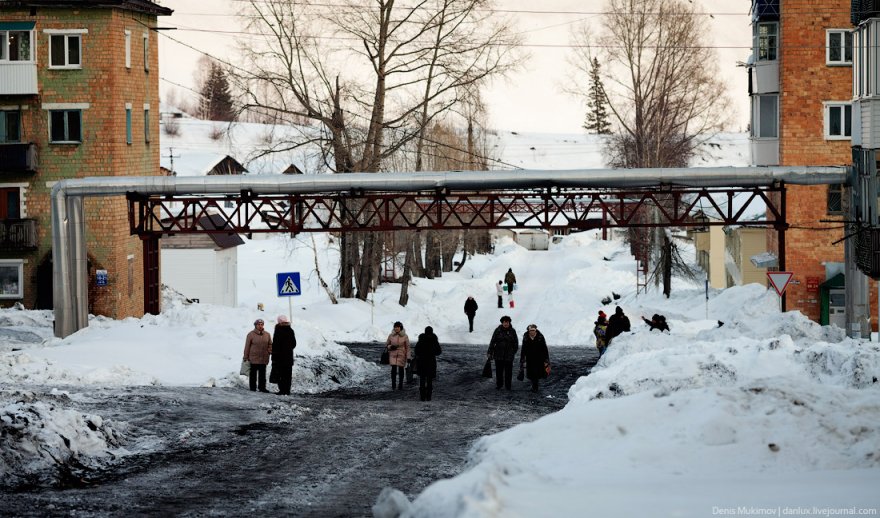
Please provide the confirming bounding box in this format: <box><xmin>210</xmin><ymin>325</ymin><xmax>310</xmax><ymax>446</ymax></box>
<box><xmin>755</xmin><ymin>22</ymin><xmax>778</xmax><ymax>61</ymax></box>
<box><xmin>0</xmin><ymin>187</ymin><xmax>21</xmax><ymax>219</ymax></box>
<box><xmin>48</xmin><ymin>33</ymin><xmax>82</xmax><ymax>68</ymax></box>
<box><xmin>828</xmin><ymin>184</ymin><xmax>844</xmax><ymax>215</ymax></box>
<box><xmin>125</xmin><ymin>105</ymin><xmax>132</xmax><ymax>144</ymax></box>
<box><xmin>827</xmin><ymin>29</ymin><xmax>853</xmax><ymax>65</ymax></box>
<box><xmin>0</xmin><ymin>27</ymin><xmax>33</xmax><ymax>61</ymax></box>
<box><xmin>824</xmin><ymin>102</ymin><xmax>852</xmax><ymax>139</ymax></box>
<box><xmin>0</xmin><ymin>110</ymin><xmax>20</xmax><ymax>142</ymax></box>
<box><xmin>751</xmin><ymin>95</ymin><xmax>778</xmax><ymax>138</ymax></box>
<box><xmin>49</xmin><ymin>110</ymin><xmax>82</xmax><ymax>143</ymax></box>
<box><xmin>144</xmin><ymin>106</ymin><xmax>150</xmax><ymax>143</ymax></box>
<box><xmin>0</xmin><ymin>260</ymin><xmax>23</xmax><ymax>299</ymax></box>
<box><xmin>143</xmin><ymin>32</ymin><xmax>149</xmax><ymax>71</ymax></box>
<box><xmin>124</xmin><ymin>30</ymin><xmax>131</xmax><ymax>69</ymax></box>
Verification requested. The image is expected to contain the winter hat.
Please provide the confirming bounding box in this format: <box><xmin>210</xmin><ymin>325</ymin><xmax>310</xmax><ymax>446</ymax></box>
<box><xmin>615</xmin><ymin>306</ymin><xmax>624</xmax><ymax>315</ymax></box>
<box><xmin>254</xmin><ymin>318</ymin><xmax>265</xmax><ymax>326</ymax></box>
<box><xmin>393</xmin><ymin>321</ymin><xmax>404</xmax><ymax>329</ymax></box>
<box><xmin>277</xmin><ymin>314</ymin><xmax>290</xmax><ymax>324</ymax></box>
<box><xmin>500</xmin><ymin>315</ymin><xmax>512</xmax><ymax>323</ymax></box>
<box><xmin>598</xmin><ymin>310</ymin><xmax>607</xmax><ymax>319</ymax></box>
<box><xmin>425</xmin><ymin>326</ymin><xmax>434</xmax><ymax>334</ymax></box>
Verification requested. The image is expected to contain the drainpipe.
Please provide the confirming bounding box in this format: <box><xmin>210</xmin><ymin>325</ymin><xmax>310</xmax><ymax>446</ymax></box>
<box><xmin>845</xmin><ymin>165</ymin><xmax>871</xmax><ymax>339</ymax></box>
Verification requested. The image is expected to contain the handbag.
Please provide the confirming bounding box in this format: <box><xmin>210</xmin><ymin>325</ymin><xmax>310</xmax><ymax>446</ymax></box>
<box><xmin>517</xmin><ymin>365</ymin><xmax>525</xmax><ymax>381</ymax></box>
<box><xmin>544</xmin><ymin>361</ymin><xmax>551</xmax><ymax>377</ymax></box>
<box><xmin>481</xmin><ymin>358</ymin><xmax>493</xmax><ymax>378</ymax></box>
<box><xmin>240</xmin><ymin>360</ymin><xmax>250</xmax><ymax>376</ymax></box>
<box><xmin>269</xmin><ymin>365</ymin><xmax>279</xmax><ymax>384</ymax></box>
<box><xmin>380</xmin><ymin>350</ymin><xmax>390</xmax><ymax>365</ymax></box>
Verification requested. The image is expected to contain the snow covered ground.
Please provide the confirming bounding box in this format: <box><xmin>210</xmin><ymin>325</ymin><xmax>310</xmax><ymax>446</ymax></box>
<box><xmin>3</xmin><ymin>230</ymin><xmax>879</xmax><ymax>515</ymax></box>
<box><xmin>3</xmin><ymin>120</ymin><xmax>878</xmax><ymax>514</ymax></box>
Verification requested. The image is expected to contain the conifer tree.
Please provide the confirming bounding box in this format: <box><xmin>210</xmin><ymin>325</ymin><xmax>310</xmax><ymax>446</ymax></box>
<box><xmin>583</xmin><ymin>57</ymin><xmax>611</xmax><ymax>134</ymax></box>
<box><xmin>198</xmin><ymin>61</ymin><xmax>236</xmax><ymax>122</ymax></box>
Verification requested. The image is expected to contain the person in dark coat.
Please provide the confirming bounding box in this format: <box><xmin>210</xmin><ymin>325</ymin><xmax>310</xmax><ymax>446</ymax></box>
<box><xmin>271</xmin><ymin>315</ymin><xmax>297</xmax><ymax>395</ymax></box>
<box><xmin>520</xmin><ymin>324</ymin><xmax>549</xmax><ymax>393</ymax></box>
<box><xmin>414</xmin><ymin>326</ymin><xmax>442</xmax><ymax>401</ymax></box>
<box><xmin>606</xmin><ymin>306</ymin><xmax>631</xmax><ymax>344</ymax></box>
<box><xmin>464</xmin><ymin>296</ymin><xmax>479</xmax><ymax>333</ymax></box>
<box><xmin>642</xmin><ymin>314</ymin><xmax>670</xmax><ymax>332</ymax></box>
<box><xmin>504</xmin><ymin>268</ymin><xmax>517</xmax><ymax>291</ymax></box>
<box><xmin>487</xmin><ymin>315</ymin><xmax>518</xmax><ymax>390</ymax></box>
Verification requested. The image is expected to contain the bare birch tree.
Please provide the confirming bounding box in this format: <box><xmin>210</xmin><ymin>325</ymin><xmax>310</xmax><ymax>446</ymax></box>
<box><xmin>231</xmin><ymin>0</ymin><xmax>521</xmax><ymax>301</ymax></box>
<box><xmin>571</xmin><ymin>0</ymin><xmax>729</xmax><ymax>296</ymax></box>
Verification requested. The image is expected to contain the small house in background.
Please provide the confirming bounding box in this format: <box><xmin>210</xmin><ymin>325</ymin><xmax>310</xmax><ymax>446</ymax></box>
<box><xmin>493</xmin><ymin>228</ymin><xmax>550</xmax><ymax>250</ymax></box>
<box><xmin>206</xmin><ymin>155</ymin><xmax>247</xmax><ymax>176</ymax></box>
<box><xmin>160</xmin><ymin>214</ymin><xmax>244</xmax><ymax>307</ymax></box>
<box><xmin>690</xmin><ymin>217</ymin><xmax>768</xmax><ymax>290</ymax></box>
<box><xmin>160</xmin><ymin>151</ymin><xmax>247</xmax><ymax>177</ymax></box>
<box><xmin>281</xmin><ymin>164</ymin><xmax>304</xmax><ymax>175</ymax></box>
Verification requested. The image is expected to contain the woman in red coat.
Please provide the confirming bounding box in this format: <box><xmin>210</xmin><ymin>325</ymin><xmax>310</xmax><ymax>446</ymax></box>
<box><xmin>385</xmin><ymin>321</ymin><xmax>410</xmax><ymax>391</ymax></box>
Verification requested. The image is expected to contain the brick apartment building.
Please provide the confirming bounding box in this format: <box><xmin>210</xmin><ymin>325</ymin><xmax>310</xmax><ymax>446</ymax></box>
<box><xmin>748</xmin><ymin>0</ymin><xmax>877</xmax><ymax>328</ymax></box>
<box><xmin>0</xmin><ymin>0</ymin><xmax>172</xmax><ymax>318</ymax></box>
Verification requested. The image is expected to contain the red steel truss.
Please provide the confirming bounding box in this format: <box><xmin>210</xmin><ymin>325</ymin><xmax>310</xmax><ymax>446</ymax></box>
<box><xmin>127</xmin><ymin>185</ymin><xmax>786</xmax><ymax>235</ymax></box>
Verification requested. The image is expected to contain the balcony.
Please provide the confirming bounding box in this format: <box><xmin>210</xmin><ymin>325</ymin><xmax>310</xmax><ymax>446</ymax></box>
<box><xmin>0</xmin><ymin>62</ymin><xmax>38</xmax><ymax>95</ymax></box>
<box><xmin>0</xmin><ymin>143</ymin><xmax>38</xmax><ymax>173</ymax></box>
<box><xmin>749</xmin><ymin>60</ymin><xmax>779</xmax><ymax>95</ymax></box>
<box><xmin>0</xmin><ymin>219</ymin><xmax>38</xmax><ymax>251</ymax></box>
<box><xmin>752</xmin><ymin>0</ymin><xmax>779</xmax><ymax>21</ymax></box>
<box><xmin>750</xmin><ymin>138</ymin><xmax>779</xmax><ymax>166</ymax></box>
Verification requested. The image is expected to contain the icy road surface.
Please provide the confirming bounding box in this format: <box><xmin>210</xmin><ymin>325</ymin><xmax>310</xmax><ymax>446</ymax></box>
<box><xmin>2</xmin><ymin>342</ymin><xmax>597</xmax><ymax>517</ymax></box>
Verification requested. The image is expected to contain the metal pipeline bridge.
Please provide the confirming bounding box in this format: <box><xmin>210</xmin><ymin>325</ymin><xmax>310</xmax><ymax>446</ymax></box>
<box><xmin>51</xmin><ymin>166</ymin><xmax>849</xmax><ymax>338</ymax></box>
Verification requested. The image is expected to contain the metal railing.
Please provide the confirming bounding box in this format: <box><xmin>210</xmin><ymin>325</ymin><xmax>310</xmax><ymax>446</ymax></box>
<box><xmin>0</xmin><ymin>219</ymin><xmax>38</xmax><ymax>250</ymax></box>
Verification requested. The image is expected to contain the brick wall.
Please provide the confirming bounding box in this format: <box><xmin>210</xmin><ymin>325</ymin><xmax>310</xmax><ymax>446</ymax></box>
<box><xmin>0</xmin><ymin>6</ymin><xmax>162</xmax><ymax>318</ymax></box>
<box><xmin>775</xmin><ymin>0</ymin><xmax>878</xmax><ymax>327</ymax></box>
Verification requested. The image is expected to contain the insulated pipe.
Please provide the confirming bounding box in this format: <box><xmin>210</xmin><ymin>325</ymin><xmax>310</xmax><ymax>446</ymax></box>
<box><xmin>50</xmin><ymin>166</ymin><xmax>849</xmax><ymax>338</ymax></box>
<box><xmin>50</xmin><ymin>166</ymin><xmax>848</xmax><ymax>199</ymax></box>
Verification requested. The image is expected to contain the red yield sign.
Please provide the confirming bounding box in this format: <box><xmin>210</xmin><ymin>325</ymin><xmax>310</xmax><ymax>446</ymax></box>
<box><xmin>767</xmin><ymin>272</ymin><xmax>794</xmax><ymax>296</ymax></box>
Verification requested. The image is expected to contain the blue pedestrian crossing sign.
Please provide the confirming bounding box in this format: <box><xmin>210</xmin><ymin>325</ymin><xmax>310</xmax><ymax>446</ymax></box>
<box><xmin>276</xmin><ymin>272</ymin><xmax>301</xmax><ymax>297</ymax></box>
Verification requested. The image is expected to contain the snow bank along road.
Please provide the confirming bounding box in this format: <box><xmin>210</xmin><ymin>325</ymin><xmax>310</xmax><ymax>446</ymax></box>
<box><xmin>2</xmin><ymin>342</ymin><xmax>598</xmax><ymax>517</ymax></box>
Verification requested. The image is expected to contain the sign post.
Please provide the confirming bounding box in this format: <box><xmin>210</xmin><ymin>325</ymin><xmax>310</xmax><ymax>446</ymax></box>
<box><xmin>767</xmin><ymin>272</ymin><xmax>793</xmax><ymax>311</ymax></box>
<box><xmin>276</xmin><ymin>272</ymin><xmax>301</xmax><ymax>318</ymax></box>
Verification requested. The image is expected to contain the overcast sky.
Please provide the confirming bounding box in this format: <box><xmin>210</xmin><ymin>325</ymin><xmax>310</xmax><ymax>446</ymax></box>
<box><xmin>157</xmin><ymin>0</ymin><xmax>751</xmax><ymax>134</ymax></box>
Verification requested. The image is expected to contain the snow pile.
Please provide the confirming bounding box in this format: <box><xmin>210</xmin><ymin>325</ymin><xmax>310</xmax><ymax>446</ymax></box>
<box><xmin>404</xmin><ymin>285</ymin><xmax>880</xmax><ymax>517</ymax></box>
<box><xmin>0</xmin><ymin>391</ymin><xmax>131</xmax><ymax>490</ymax></box>
<box><xmin>0</xmin><ymin>298</ymin><xmax>378</xmax><ymax>391</ymax></box>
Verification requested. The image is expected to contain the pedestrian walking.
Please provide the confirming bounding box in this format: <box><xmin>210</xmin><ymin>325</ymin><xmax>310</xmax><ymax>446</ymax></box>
<box><xmin>385</xmin><ymin>321</ymin><xmax>410</xmax><ymax>390</ymax></box>
<box><xmin>504</xmin><ymin>268</ymin><xmax>517</xmax><ymax>308</ymax></box>
<box><xmin>594</xmin><ymin>311</ymin><xmax>609</xmax><ymax>358</ymax></box>
<box><xmin>606</xmin><ymin>306</ymin><xmax>631</xmax><ymax>344</ymax></box>
<box><xmin>414</xmin><ymin>326</ymin><xmax>442</xmax><ymax>401</ymax></box>
<box><xmin>271</xmin><ymin>315</ymin><xmax>296</xmax><ymax>395</ymax></box>
<box><xmin>487</xmin><ymin>315</ymin><xmax>519</xmax><ymax>390</ymax></box>
<box><xmin>464</xmin><ymin>296</ymin><xmax>479</xmax><ymax>333</ymax></box>
<box><xmin>496</xmin><ymin>280</ymin><xmax>504</xmax><ymax>308</ymax></box>
<box><xmin>243</xmin><ymin>318</ymin><xmax>272</xmax><ymax>393</ymax></box>
<box><xmin>504</xmin><ymin>268</ymin><xmax>517</xmax><ymax>291</ymax></box>
<box><xmin>520</xmin><ymin>324</ymin><xmax>549</xmax><ymax>393</ymax></box>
